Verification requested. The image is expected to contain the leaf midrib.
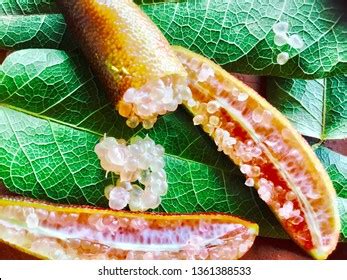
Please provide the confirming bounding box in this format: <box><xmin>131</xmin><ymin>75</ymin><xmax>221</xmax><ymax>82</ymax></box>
<box><xmin>321</xmin><ymin>78</ymin><xmax>327</xmax><ymax>140</ymax></box>
<box><xmin>0</xmin><ymin>13</ymin><xmax>62</xmax><ymax>18</ymax></box>
<box><xmin>273</xmin><ymin>79</ymin><xmax>330</xmax><ymax>141</ymax></box>
<box><xmin>273</xmin><ymin>80</ymin><xmax>322</xmax><ymax>126</ymax></box>
<box><xmin>0</xmin><ymin>103</ymin><xmax>104</xmax><ymax>137</ymax></box>
<box><xmin>0</xmin><ymin>103</ymin><xmax>238</xmax><ymax>176</ymax></box>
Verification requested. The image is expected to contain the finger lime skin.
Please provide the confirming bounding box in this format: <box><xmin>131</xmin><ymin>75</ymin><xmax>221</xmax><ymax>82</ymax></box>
<box><xmin>0</xmin><ymin>196</ymin><xmax>258</xmax><ymax>260</ymax></box>
<box><xmin>174</xmin><ymin>46</ymin><xmax>341</xmax><ymax>260</ymax></box>
<box><xmin>57</xmin><ymin>0</ymin><xmax>186</xmax><ymax>101</ymax></box>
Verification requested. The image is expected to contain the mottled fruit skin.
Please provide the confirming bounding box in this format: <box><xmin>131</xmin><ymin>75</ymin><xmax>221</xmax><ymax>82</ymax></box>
<box><xmin>57</xmin><ymin>0</ymin><xmax>186</xmax><ymax>102</ymax></box>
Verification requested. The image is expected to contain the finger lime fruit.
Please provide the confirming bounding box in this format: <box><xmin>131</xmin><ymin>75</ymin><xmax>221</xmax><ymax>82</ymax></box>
<box><xmin>58</xmin><ymin>0</ymin><xmax>193</xmax><ymax>129</ymax></box>
<box><xmin>0</xmin><ymin>196</ymin><xmax>258</xmax><ymax>260</ymax></box>
<box><xmin>174</xmin><ymin>46</ymin><xmax>340</xmax><ymax>260</ymax></box>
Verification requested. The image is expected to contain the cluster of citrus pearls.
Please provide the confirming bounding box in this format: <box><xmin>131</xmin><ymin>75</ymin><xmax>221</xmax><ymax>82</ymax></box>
<box><xmin>94</xmin><ymin>135</ymin><xmax>168</xmax><ymax>211</ymax></box>
<box><xmin>272</xmin><ymin>21</ymin><xmax>305</xmax><ymax>65</ymax></box>
<box><xmin>118</xmin><ymin>76</ymin><xmax>196</xmax><ymax>129</ymax></box>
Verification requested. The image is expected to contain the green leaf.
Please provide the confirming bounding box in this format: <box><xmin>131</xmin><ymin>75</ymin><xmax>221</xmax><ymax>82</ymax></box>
<box><xmin>267</xmin><ymin>76</ymin><xmax>347</xmax><ymax>140</ymax></box>
<box><xmin>1</xmin><ymin>0</ymin><xmax>346</xmax><ymax>78</ymax></box>
<box><xmin>140</xmin><ymin>0</ymin><xmax>347</xmax><ymax>78</ymax></box>
<box><xmin>0</xmin><ymin>0</ymin><xmax>57</xmax><ymax>13</ymax></box>
<box><xmin>0</xmin><ymin>49</ymin><xmax>284</xmax><ymax>238</ymax></box>
<box><xmin>0</xmin><ymin>0</ymin><xmax>70</xmax><ymax>50</ymax></box>
<box><xmin>0</xmin><ymin>48</ymin><xmax>122</xmax><ymax>205</ymax></box>
<box><xmin>0</xmin><ymin>48</ymin><xmax>129</xmax><ymax>137</ymax></box>
<box><xmin>314</xmin><ymin>146</ymin><xmax>347</xmax><ymax>238</ymax></box>
<box><xmin>0</xmin><ymin>106</ymin><xmax>110</xmax><ymax>205</ymax></box>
